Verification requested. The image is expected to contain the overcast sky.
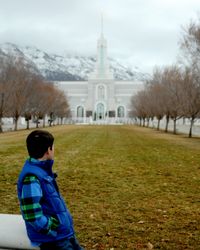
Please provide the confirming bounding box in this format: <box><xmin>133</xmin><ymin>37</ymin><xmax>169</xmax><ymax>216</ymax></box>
<box><xmin>0</xmin><ymin>0</ymin><xmax>200</xmax><ymax>73</ymax></box>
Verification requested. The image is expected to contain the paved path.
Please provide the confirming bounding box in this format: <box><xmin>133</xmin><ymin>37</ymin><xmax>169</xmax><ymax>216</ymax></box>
<box><xmin>150</xmin><ymin>120</ymin><xmax>200</xmax><ymax>137</ymax></box>
<box><xmin>2</xmin><ymin>118</ymin><xmax>200</xmax><ymax>137</ymax></box>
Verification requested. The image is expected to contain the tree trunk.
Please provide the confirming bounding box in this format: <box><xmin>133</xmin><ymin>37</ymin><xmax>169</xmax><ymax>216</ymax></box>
<box><xmin>0</xmin><ymin>93</ymin><xmax>4</xmax><ymax>133</ymax></box>
<box><xmin>147</xmin><ymin>118</ymin><xmax>150</xmax><ymax>127</ymax></box>
<box><xmin>157</xmin><ymin>119</ymin><xmax>160</xmax><ymax>130</ymax></box>
<box><xmin>173</xmin><ymin>119</ymin><xmax>177</xmax><ymax>134</ymax></box>
<box><xmin>26</xmin><ymin>120</ymin><xmax>29</xmax><ymax>130</ymax></box>
<box><xmin>36</xmin><ymin>119</ymin><xmax>39</xmax><ymax>128</ymax></box>
<box><xmin>150</xmin><ymin>117</ymin><xmax>154</xmax><ymax>128</ymax></box>
<box><xmin>189</xmin><ymin>118</ymin><xmax>194</xmax><ymax>138</ymax></box>
<box><xmin>14</xmin><ymin>117</ymin><xmax>19</xmax><ymax>131</ymax></box>
<box><xmin>0</xmin><ymin>116</ymin><xmax>3</xmax><ymax>133</ymax></box>
<box><xmin>43</xmin><ymin>117</ymin><xmax>46</xmax><ymax>128</ymax></box>
<box><xmin>165</xmin><ymin>115</ymin><xmax>169</xmax><ymax>133</ymax></box>
<box><xmin>49</xmin><ymin>119</ymin><xmax>53</xmax><ymax>127</ymax></box>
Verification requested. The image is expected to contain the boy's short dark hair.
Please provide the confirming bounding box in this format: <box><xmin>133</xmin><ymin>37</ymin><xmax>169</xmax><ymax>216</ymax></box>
<box><xmin>26</xmin><ymin>130</ymin><xmax>54</xmax><ymax>159</ymax></box>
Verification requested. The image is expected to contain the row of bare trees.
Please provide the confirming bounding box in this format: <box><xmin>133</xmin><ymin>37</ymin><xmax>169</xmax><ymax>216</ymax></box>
<box><xmin>0</xmin><ymin>56</ymin><xmax>70</xmax><ymax>132</ymax></box>
<box><xmin>131</xmin><ymin>17</ymin><xmax>200</xmax><ymax>138</ymax></box>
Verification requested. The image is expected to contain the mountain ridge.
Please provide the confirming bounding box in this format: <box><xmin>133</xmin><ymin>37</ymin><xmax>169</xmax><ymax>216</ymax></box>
<box><xmin>0</xmin><ymin>42</ymin><xmax>147</xmax><ymax>81</ymax></box>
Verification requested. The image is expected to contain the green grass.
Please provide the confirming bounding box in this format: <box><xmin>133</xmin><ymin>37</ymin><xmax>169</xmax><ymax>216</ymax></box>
<box><xmin>0</xmin><ymin>125</ymin><xmax>200</xmax><ymax>249</ymax></box>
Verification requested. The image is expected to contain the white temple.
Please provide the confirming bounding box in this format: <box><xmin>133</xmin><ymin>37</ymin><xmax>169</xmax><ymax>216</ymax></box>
<box><xmin>55</xmin><ymin>28</ymin><xmax>144</xmax><ymax>124</ymax></box>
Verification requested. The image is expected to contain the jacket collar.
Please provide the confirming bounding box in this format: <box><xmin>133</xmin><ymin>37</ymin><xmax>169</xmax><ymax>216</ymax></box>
<box><xmin>27</xmin><ymin>157</ymin><xmax>54</xmax><ymax>176</ymax></box>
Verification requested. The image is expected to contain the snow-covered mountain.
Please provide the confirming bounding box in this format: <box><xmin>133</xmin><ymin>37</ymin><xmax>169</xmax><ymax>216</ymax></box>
<box><xmin>0</xmin><ymin>43</ymin><xmax>147</xmax><ymax>81</ymax></box>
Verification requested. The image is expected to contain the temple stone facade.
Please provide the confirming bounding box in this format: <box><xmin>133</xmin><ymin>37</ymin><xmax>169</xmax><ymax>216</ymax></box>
<box><xmin>55</xmin><ymin>32</ymin><xmax>144</xmax><ymax>123</ymax></box>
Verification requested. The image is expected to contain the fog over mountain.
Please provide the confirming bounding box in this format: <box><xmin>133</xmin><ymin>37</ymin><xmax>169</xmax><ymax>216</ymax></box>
<box><xmin>0</xmin><ymin>43</ymin><xmax>148</xmax><ymax>81</ymax></box>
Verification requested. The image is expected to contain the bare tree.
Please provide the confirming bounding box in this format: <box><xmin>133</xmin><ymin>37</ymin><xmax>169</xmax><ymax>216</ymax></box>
<box><xmin>180</xmin><ymin>18</ymin><xmax>200</xmax><ymax>69</ymax></box>
<box><xmin>23</xmin><ymin>75</ymin><xmax>44</xmax><ymax>129</ymax></box>
<box><xmin>0</xmin><ymin>55</ymin><xmax>71</xmax><ymax>131</ymax></box>
<box><xmin>148</xmin><ymin>83</ymin><xmax>165</xmax><ymax>130</ymax></box>
<box><xmin>130</xmin><ymin>89</ymin><xmax>150</xmax><ymax>126</ymax></box>
<box><xmin>147</xmin><ymin>68</ymin><xmax>167</xmax><ymax>130</ymax></box>
<box><xmin>5</xmin><ymin>57</ymin><xmax>36</xmax><ymax>130</ymax></box>
<box><xmin>178</xmin><ymin>18</ymin><xmax>200</xmax><ymax>137</ymax></box>
<box><xmin>52</xmin><ymin>89</ymin><xmax>70</xmax><ymax>125</ymax></box>
<box><xmin>131</xmin><ymin>65</ymin><xmax>183</xmax><ymax>134</ymax></box>
<box><xmin>161</xmin><ymin>66</ymin><xmax>183</xmax><ymax>134</ymax></box>
<box><xmin>179</xmin><ymin>68</ymin><xmax>200</xmax><ymax>137</ymax></box>
<box><xmin>0</xmin><ymin>57</ymin><xmax>15</xmax><ymax>132</ymax></box>
<box><xmin>26</xmin><ymin>81</ymin><xmax>55</xmax><ymax>128</ymax></box>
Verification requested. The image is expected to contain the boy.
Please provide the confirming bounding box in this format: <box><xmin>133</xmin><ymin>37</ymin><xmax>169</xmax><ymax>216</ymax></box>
<box><xmin>17</xmin><ymin>130</ymin><xmax>83</xmax><ymax>250</ymax></box>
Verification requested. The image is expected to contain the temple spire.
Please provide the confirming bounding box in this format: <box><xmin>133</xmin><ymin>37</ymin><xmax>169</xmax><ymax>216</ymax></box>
<box><xmin>89</xmin><ymin>15</ymin><xmax>113</xmax><ymax>80</ymax></box>
<box><xmin>101</xmin><ymin>13</ymin><xmax>104</xmax><ymax>37</ymax></box>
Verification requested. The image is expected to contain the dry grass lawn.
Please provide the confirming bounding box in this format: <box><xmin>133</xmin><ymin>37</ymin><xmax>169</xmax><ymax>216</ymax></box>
<box><xmin>0</xmin><ymin>125</ymin><xmax>200</xmax><ymax>249</ymax></box>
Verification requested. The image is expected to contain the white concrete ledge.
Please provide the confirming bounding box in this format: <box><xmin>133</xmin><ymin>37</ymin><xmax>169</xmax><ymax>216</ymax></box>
<box><xmin>0</xmin><ymin>214</ymin><xmax>39</xmax><ymax>250</ymax></box>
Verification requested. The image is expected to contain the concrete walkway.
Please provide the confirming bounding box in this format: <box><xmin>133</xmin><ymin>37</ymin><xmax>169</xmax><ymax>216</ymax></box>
<box><xmin>149</xmin><ymin>120</ymin><xmax>200</xmax><ymax>137</ymax></box>
<box><xmin>2</xmin><ymin>118</ymin><xmax>200</xmax><ymax>137</ymax></box>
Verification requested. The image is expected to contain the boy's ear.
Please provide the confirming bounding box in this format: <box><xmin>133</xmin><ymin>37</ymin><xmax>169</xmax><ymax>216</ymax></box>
<box><xmin>43</xmin><ymin>147</ymin><xmax>51</xmax><ymax>157</ymax></box>
<box><xmin>47</xmin><ymin>147</ymin><xmax>52</xmax><ymax>154</ymax></box>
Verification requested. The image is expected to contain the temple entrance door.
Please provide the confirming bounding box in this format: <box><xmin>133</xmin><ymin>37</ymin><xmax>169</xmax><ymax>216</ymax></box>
<box><xmin>96</xmin><ymin>103</ymin><xmax>105</xmax><ymax>120</ymax></box>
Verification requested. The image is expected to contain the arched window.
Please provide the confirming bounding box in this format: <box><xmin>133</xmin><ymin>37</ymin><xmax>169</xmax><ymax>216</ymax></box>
<box><xmin>77</xmin><ymin>106</ymin><xmax>84</xmax><ymax>118</ymax></box>
<box><xmin>117</xmin><ymin>106</ymin><xmax>125</xmax><ymax>118</ymax></box>
<box><xmin>98</xmin><ymin>85</ymin><xmax>105</xmax><ymax>100</ymax></box>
